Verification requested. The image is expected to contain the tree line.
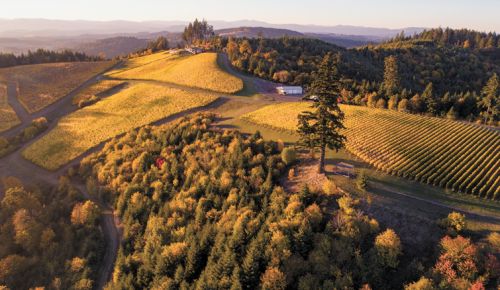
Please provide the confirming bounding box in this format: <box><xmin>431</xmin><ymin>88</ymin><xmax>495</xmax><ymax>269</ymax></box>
<box><xmin>387</xmin><ymin>28</ymin><xmax>500</xmax><ymax>50</ymax></box>
<box><xmin>0</xmin><ymin>49</ymin><xmax>103</xmax><ymax>68</ymax></box>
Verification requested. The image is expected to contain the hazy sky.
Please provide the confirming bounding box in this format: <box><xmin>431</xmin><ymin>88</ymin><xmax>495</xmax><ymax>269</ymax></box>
<box><xmin>1</xmin><ymin>0</ymin><xmax>499</xmax><ymax>32</ymax></box>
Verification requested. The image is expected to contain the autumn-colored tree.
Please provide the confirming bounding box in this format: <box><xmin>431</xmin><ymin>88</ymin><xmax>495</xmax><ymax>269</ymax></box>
<box><xmin>388</xmin><ymin>95</ymin><xmax>399</xmax><ymax>110</ymax></box>
<box><xmin>398</xmin><ymin>98</ymin><xmax>411</xmax><ymax>113</ymax></box>
<box><xmin>260</xmin><ymin>267</ymin><xmax>286</xmax><ymax>290</ymax></box>
<box><xmin>439</xmin><ymin>212</ymin><xmax>466</xmax><ymax>235</ymax></box>
<box><xmin>71</xmin><ymin>201</ymin><xmax>100</xmax><ymax>226</ymax></box>
<box><xmin>433</xmin><ymin>236</ymin><xmax>479</xmax><ymax>288</ymax></box>
<box><xmin>374</xmin><ymin>229</ymin><xmax>402</xmax><ymax>268</ymax></box>
<box><xmin>404</xmin><ymin>277</ymin><xmax>435</xmax><ymax>290</ymax></box>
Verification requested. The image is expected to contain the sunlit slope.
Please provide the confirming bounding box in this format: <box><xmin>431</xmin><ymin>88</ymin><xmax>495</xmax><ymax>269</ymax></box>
<box><xmin>110</xmin><ymin>52</ymin><xmax>243</xmax><ymax>94</ymax></box>
<box><xmin>242</xmin><ymin>103</ymin><xmax>500</xmax><ymax>199</ymax></box>
<box><xmin>23</xmin><ymin>83</ymin><xmax>218</xmax><ymax>170</ymax></box>
<box><xmin>72</xmin><ymin>80</ymin><xmax>125</xmax><ymax>105</ymax></box>
<box><xmin>0</xmin><ymin>61</ymin><xmax>114</xmax><ymax>113</ymax></box>
<box><xmin>0</xmin><ymin>83</ymin><xmax>20</xmax><ymax>132</ymax></box>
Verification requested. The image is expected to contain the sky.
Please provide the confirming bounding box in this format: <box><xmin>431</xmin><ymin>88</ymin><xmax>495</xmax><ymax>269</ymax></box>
<box><xmin>1</xmin><ymin>0</ymin><xmax>499</xmax><ymax>32</ymax></box>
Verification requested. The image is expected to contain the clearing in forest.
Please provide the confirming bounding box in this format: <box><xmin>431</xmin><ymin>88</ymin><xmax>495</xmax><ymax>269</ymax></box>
<box><xmin>0</xmin><ymin>61</ymin><xmax>115</xmax><ymax>113</ymax></box>
<box><xmin>242</xmin><ymin>102</ymin><xmax>500</xmax><ymax>199</ymax></box>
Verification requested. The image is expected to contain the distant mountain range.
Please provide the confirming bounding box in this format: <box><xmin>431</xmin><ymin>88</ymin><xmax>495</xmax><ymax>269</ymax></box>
<box><xmin>0</xmin><ymin>18</ymin><xmax>425</xmax><ymax>38</ymax></box>
<box><xmin>0</xmin><ymin>18</ymin><xmax>428</xmax><ymax>57</ymax></box>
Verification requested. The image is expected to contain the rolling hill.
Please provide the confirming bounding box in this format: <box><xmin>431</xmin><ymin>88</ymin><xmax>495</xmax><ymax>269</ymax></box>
<box><xmin>216</xmin><ymin>26</ymin><xmax>303</xmax><ymax>38</ymax></box>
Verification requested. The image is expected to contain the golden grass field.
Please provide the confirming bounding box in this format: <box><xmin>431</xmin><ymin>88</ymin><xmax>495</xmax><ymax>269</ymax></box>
<box><xmin>242</xmin><ymin>102</ymin><xmax>500</xmax><ymax>199</ymax></box>
<box><xmin>110</xmin><ymin>52</ymin><xmax>243</xmax><ymax>94</ymax></box>
<box><xmin>72</xmin><ymin>80</ymin><xmax>125</xmax><ymax>105</ymax></box>
<box><xmin>23</xmin><ymin>83</ymin><xmax>219</xmax><ymax>170</ymax></box>
<box><xmin>0</xmin><ymin>83</ymin><xmax>20</xmax><ymax>132</ymax></box>
<box><xmin>0</xmin><ymin>61</ymin><xmax>114</xmax><ymax>113</ymax></box>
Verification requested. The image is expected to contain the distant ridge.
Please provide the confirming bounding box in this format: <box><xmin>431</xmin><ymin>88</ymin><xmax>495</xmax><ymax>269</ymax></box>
<box><xmin>216</xmin><ymin>27</ymin><xmax>303</xmax><ymax>38</ymax></box>
<box><xmin>0</xmin><ymin>18</ymin><xmax>425</xmax><ymax>38</ymax></box>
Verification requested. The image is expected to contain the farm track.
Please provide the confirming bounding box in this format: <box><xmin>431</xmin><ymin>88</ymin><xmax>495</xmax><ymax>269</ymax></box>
<box><xmin>371</xmin><ymin>182</ymin><xmax>500</xmax><ymax>224</ymax></box>
<box><xmin>6</xmin><ymin>82</ymin><xmax>31</xmax><ymax>124</ymax></box>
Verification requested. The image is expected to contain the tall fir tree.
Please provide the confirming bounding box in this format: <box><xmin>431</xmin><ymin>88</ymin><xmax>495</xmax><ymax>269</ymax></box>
<box><xmin>297</xmin><ymin>53</ymin><xmax>346</xmax><ymax>173</ymax></box>
<box><xmin>383</xmin><ymin>55</ymin><xmax>400</xmax><ymax>97</ymax></box>
<box><xmin>480</xmin><ymin>73</ymin><xmax>499</xmax><ymax>123</ymax></box>
<box><xmin>421</xmin><ymin>82</ymin><xmax>439</xmax><ymax>115</ymax></box>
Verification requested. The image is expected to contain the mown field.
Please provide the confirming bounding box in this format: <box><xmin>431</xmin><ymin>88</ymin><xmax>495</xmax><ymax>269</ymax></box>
<box><xmin>23</xmin><ymin>83</ymin><xmax>219</xmax><ymax>170</ymax></box>
<box><xmin>0</xmin><ymin>83</ymin><xmax>20</xmax><ymax>132</ymax></box>
<box><xmin>0</xmin><ymin>61</ymin><xmax>114</xmax><ymax>113</ymax></box>
<box><xmin>72</xmin><ymin>79</ymin><xmax>125</xmax><ymax>105</ymax></box>
<box><xmin>109</xmin><ymin>52</ymin><xmax>243</xmax><ymax>94</ymax></box>
<box><xmin>242</xmin><ymin>102</ymin><xmax>500</xmax><ymax>199</ymax></box>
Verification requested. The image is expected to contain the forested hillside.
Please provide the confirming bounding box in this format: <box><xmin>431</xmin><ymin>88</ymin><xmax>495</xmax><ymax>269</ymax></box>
<box><xmin>0</xmin><ymin>179</ymin><xmax>103</xmax><ymax>289</ymax></box>
<box><xmin>0</xmin><ymin>49</ymin><xmax>102</xmax><ymax>68</ymax></box>
<box><xmin>77</xmin><ymin>114</ymin><xmax>499</xmax><ymax>289</ymax></box>
<box><xmin>219</xmin><ymin>28</ymin><xmax>499</xmax><ymax>124</ymax></box>
<box><xmin>384</xmin><ymin>28</ymin><xmax>500</xmax><ymax>50</ymax></box>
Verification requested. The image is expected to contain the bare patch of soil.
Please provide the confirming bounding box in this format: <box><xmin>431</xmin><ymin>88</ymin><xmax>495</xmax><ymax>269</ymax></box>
<box><xmin>281</xmin><ymin>154</ymin><xmax>328</xmax><ymax>193</ymax></box>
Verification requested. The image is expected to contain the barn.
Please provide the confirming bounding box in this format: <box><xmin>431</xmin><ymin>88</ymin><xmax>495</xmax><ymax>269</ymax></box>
<box><xmin>276</xmin><ymin>86</ymin><xmax>303</xmax><ymax>95</ymax></box>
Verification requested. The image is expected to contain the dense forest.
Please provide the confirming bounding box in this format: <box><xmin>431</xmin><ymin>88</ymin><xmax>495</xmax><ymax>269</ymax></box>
<box><xmin>219</xmin><ymin>28</ymin><xmax>499</xmax><ymax>124</ymax></box>
<box><xmin>384</xmin><ymin>28</ymin><xmax>500</xmax><ymax>50</ymax></box>
<box><xmin>0</xmin><ymin>178</ymin><xmax>104</xmax><ymax>289</ymax></box>
<box><xmin>0</xmin><ymin>49</ymin><xmax>102</xmax><ymax>68</ymax></box>
<box><xmin>75</xmin><ymin>114</ymin><xmax>499</xmax><ymax>289</ymax></box>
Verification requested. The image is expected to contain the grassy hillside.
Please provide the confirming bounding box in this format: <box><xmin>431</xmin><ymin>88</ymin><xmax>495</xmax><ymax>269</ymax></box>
<box><xmin>23</xmin><ymin>83</ymin><xmax>218</xmax><ymax>170</ymax></box>
<box><xmin>242</xmin><ymin>103</ymin><xmax>500</xmax><ymax>199</ymax></box>
<box><xmin>110</xmin><ymin>52</ymin><xmax>243</xmax><ymax>94</ymax></box>
<box><xmin>0</xmin><ymin>61</ymin><xmax>114</xmax><ymax>113</ymax></box>
<box><xmin>0</xmin><ymin>83</ymin><xmax>20</xmax><ymax>132</ymax></box>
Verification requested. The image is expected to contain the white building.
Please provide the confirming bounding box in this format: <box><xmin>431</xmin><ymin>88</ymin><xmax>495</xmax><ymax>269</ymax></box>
<box><xmin>276</xmin><ymin>86</ymin><xmax>303</xmax><ymax>95</ymax></box>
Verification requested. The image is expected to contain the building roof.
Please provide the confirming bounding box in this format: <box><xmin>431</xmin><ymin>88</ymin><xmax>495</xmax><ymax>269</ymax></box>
<box><xmin>276</xmin><ymin>86</ymin><xmax>303</xmax><ymax>89</ymax></box>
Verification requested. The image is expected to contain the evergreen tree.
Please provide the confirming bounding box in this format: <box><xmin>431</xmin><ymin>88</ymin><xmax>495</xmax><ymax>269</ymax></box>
<box><xmin>383</xmin><ymin>56</ymin><xmax>400</xmax><ymax>97</ymax></box>
<box><xmin>297</xmin><ymin>53</ymin><xmax>346</xmax><ymax>173</ymax></box>
<box><xmin>480</xmin><ymin>73</ymin><xmax>499</xmax><ymax>123</ymax></box>
<box><xmin>421</xmin><ymin>83</ymin><xmax>439</xmax><ymax>115</ymax></box>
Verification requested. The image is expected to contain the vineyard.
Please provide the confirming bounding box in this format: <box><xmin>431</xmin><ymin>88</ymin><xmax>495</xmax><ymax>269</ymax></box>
<box><xmin>0</xmin><ymin>61</ymin><xmax>114</xmax><ymax>112</ymax></box>
<box><xmin>0</xmin><ymin>83</ymin><xmax>20</xmax><ymax>132</ymax></box>
<box><xmin>72</xmin><ymin>79</ymin><xmax>126</xmax><ymax>105</ymax></box>
<box><xmin>23</xmin><ymin>83</ymin><xmax>219</xmax><ymax>170</ymax></box>
<box><xmin>110</xmin><ymin>52</ymin><xmax>244</xmax><ymax>94</ymax></box>
<box><xmin>242</xmin><ymin>102</ymin><xmax>500</xmax><ymax>199</ymax></box>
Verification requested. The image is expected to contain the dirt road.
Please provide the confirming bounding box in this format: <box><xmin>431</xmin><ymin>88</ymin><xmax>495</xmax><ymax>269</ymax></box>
<box><xmin>6</xmin><ymin>82</ymin><xmax>31</xmax><ymax>125</ymax></box>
